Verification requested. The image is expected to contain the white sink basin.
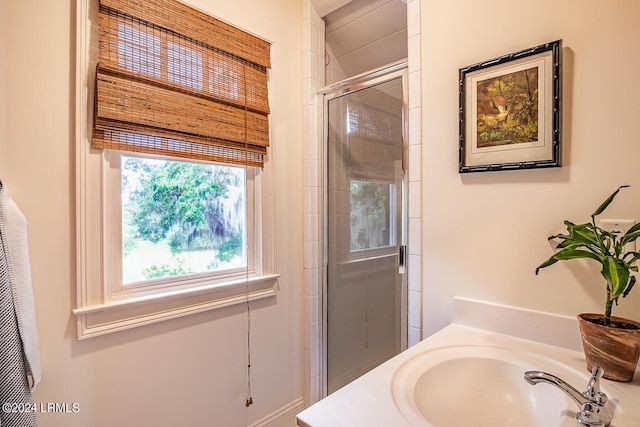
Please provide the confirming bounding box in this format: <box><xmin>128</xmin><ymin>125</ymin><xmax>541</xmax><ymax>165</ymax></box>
<box><xmin>391</xmin><ymin>345</ymin><xmax>596</xmax><ymax>427</ymax></box>
<box><xmin>297</xmin><ymin>325</ymin><xmax>640</xmax><ymax>427</ymax></box>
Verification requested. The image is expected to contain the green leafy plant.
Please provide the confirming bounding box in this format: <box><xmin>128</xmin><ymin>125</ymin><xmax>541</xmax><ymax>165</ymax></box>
<box><xmin>536</xmin><ymin>185</ymin><xmax>640</xmax><ymax>326</ymax></box>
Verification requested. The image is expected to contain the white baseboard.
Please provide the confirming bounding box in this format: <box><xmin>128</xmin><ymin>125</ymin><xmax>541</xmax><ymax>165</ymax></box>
<box><xmin>450</xmin><ymin>297</ymin><xmax>582</xmax><ymax>352</ymax></box>
<box><xmin>248</xmin><ymin>397</ymin><xmax>304</xmax><ymax>427</ymax></box>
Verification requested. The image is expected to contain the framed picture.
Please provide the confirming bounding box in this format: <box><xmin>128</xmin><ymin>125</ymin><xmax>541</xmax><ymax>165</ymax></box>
<box><xmin>459</xmin><ymin>40</ymin><xmax>562</xmax><ymax>173</ymax></box>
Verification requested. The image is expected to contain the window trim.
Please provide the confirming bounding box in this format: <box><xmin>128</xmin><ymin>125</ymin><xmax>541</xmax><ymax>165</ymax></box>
<box><xmin>74</xmin><ymin>0</ymin><xmax>278</xmax><ymax>339</ymax></box>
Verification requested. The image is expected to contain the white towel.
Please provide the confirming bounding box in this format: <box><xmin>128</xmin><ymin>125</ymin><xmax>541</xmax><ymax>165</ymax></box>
<box><xmin>0</xmin><ymin>222</ymin><xmax>37</xmax><ymax>426</ymax></box>
<box><xmin>0</xmin><ymin>182</ymin><xmax>41</xmax><ymax>388</ymax></box>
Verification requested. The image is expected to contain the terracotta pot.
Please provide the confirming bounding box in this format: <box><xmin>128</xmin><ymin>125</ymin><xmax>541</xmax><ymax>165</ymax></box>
<box><xmin>577</xmin><ymin>313</ymin><xmax>640</xmax><ymax>382</ymax></box>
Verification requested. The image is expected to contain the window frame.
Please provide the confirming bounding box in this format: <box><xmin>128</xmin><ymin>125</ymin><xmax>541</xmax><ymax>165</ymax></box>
<box><xmin>74</xmin><ymin>0</ymin><xmax>278</xmax><ymax>339</ymax></box>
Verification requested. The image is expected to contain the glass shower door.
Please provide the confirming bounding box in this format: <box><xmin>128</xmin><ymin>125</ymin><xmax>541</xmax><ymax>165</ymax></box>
<box><xmin>325</xmin><ymin>73</ymin><xmax>407</xmax><ymax>394</ymax></box>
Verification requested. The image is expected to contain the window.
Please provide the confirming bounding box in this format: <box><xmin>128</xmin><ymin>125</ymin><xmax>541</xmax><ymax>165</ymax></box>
<box><xmin>74</xmin><ymin>0</ymin><xmax>277</xmax><ymax>339</ymax></box>
<box><xmin>118</xmin><ymin>155</ymin><xmax>249</xmax><ymax>286</ymax></box>
<box><xmin>102</xmin><ymin>150</ymin><xmax>267</xmax><ymax>301</ymax></box>
<box><xmin>350</xmin><ymin>179</ymin><xmax>397</xmax><ymax>252</ymax></box>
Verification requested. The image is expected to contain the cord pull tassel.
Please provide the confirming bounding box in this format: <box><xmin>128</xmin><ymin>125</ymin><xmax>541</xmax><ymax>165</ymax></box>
<box><xmin>245</xmin><ymin>397</ymin><xmax>253</xmax><ymax>407</ymax></box>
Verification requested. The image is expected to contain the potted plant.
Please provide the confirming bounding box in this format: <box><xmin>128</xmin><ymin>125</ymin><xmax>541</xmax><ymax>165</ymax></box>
<box><xmin>536</xmin><ymin>185</ymin><xmax>640</xmax><ymax>381</ymax></box>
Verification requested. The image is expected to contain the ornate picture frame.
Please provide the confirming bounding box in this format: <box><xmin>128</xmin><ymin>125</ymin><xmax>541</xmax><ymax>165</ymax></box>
<box><xmin>459</xmin><ymin>40</ymin><xmax>562</xmax><ymax>173</ymax></box>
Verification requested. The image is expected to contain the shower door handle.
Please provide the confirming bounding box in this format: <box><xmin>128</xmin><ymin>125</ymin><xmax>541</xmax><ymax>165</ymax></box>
<box><xmin>398</xmin><ymin>245</ymin><xmax>407</xmax><ymax>273</ymax></box>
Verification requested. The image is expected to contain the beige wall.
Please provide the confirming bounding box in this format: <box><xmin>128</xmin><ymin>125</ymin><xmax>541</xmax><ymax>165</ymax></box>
<box><xmin>421</xmin><ymin>0</ymin><xmax>640</xmax><ymax>335</ymax></box>
<box><xmin>0</xmin><ymin>0</ymin><xmax>303</xmax><ymax>426</ymax></box>
<box><xmin>4</xmin><ymin>0</ymin><xmax>640</xmax><ymax>424</ymax></box>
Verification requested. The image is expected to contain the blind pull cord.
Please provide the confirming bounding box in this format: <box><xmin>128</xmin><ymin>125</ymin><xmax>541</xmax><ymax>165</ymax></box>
<box><xmin>244</xmin><ymin>67</ymin><xmax>254</xmax><ymax>408</ymax></box>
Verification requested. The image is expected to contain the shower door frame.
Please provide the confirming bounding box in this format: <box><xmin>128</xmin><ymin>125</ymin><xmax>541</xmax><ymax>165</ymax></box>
<box><xmin>319</xmin><ymin>61</ymin><xmax>409</xmax><ymax>398</ymax></box>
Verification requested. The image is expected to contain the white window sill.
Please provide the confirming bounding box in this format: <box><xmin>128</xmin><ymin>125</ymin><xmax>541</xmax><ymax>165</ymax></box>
<box><xmin>73</xmin><ymin>273</ymin><xmax>279</xmax><ymax>339</ymax></box>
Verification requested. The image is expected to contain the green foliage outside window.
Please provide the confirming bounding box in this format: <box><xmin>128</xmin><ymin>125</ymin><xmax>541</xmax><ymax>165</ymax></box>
<box><xmin>121</xmin><ymin>156</ymin><xmax>245</xmax><ymax>282</ymax></box>
<box><xmin>350</xmin><ymin>180</ymin><xmax>392</xmax><ymax>251</ymax></box>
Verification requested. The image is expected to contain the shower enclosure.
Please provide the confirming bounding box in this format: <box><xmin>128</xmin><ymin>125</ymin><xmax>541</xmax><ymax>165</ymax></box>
<box><xmin>321</xmin><ymin>62</ymin><xmax>408</xmax><ymax>395</ymax></box>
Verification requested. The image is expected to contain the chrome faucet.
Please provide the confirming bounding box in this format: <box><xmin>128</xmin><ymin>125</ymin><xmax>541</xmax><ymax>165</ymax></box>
<box><xmin>524</xmin><ymin>366</ymin><xmax>611</xmax><ymax>427</ymax></box>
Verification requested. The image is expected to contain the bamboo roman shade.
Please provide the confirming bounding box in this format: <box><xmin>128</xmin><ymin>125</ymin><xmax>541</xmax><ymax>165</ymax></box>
<box><xmin>93</xmin><ymin>0</ymin><xmax>271</xmax><ymax>167</ymax></box>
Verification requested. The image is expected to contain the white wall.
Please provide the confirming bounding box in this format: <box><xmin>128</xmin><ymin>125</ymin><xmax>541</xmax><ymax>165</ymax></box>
<box><xmin>421</xmin><ymin>0</ymin><xmax>640</xmax><ymax>336</ymax></box>
<box><xmin>0</xmin><ymin>0</ymin><xmax>303</xmax><ymax>426</ymax></box>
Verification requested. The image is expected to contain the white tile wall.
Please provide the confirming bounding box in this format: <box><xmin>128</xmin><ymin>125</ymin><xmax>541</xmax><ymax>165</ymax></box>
<box><xmin>324</xmin><ymin>44</ymin><xmax>347</xmax><ymax>86</ymax></box>
<box><xmin>302</xmin><ymin>0</ymin><xmax>326</xmax><ymax>407</ymax></box>
<box><xmin>406</xmin><ymin>0</ymin><xmax>422</xmax><ymax>347</ymax></box>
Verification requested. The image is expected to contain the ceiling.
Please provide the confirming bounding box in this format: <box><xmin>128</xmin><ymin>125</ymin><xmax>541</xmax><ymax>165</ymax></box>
<box><xmin>313</xmin><ymin>0</ymin><xmax>408</xmax><ymax>78</ymax></box>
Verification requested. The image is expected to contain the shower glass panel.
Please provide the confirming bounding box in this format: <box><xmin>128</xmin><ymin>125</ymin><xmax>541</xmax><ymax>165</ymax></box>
<box><xmin>325</xmin><ymin>71</ymin><xmax>407</xmax><ymax>395</ymax></box>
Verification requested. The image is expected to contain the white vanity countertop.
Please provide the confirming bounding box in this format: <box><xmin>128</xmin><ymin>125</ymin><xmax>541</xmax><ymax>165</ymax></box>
<box><xmin>295</xmin><ymin>324</ymin><xmax>640</xmax><ymax>427</ymax></box>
